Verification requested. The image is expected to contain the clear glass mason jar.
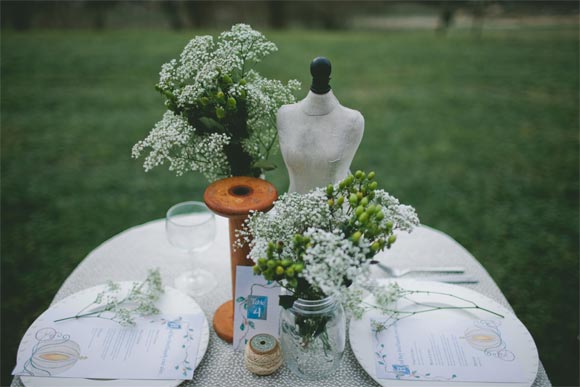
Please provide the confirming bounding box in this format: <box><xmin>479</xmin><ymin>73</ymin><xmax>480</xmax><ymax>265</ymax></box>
<box><xmin>279</xmin><ymin>296</ymin><xmax>346</xmax><ymax>380</ymax></box>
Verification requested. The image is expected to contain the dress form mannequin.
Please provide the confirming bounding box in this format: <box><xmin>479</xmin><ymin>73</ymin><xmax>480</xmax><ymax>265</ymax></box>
<box><xmin>277</xmin><ymin>57</ymin><xmax>364</xmax><ymax>194</ymax></box>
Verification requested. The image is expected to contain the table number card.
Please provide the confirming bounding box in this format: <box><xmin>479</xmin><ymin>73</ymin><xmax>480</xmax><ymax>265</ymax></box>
<box><xmin>371</xmin><ymin>317</ymin><xmax>530</xmax><ymax>383</ymax></box>
<box><xmin>233</xmin><ymin>266</ymin><xmax>281</xmax><ymax>351</ymax></box>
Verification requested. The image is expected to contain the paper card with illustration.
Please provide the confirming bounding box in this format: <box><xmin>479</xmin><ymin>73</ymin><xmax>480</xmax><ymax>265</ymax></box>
<box><xmin>13</xmin><ymin>313</ymin><xmax>204</xmax><ymax>380</ymax></box>
<box><xmin>232</xmin><ymin>265</ymin><xmax>281</xmax><ymax>350</ymax></box>
<box><xmin>371</xmin><ymin>317</ymin><xmax>531</xmax><ymax>383</ymax></box>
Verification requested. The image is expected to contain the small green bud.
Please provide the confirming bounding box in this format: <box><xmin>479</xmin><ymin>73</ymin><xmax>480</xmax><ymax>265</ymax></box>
<box><xmin>388</xmin><ymin>235</ymin><xmax>397</xmax><ymax>244</ymax></box>
<box><xmin>227</xmin><ymin>96</ymin><xmax>237</xmax><ymax>110</ymax></box>
<box><xmin>355</xmin><ymin>170</ymin><xmax>363</xmax><ymax>179</ymax></box>
<box><xmin>369</xmin><ymin>181</ymin><xmax>378</xmax><ymax>190</ymax></box>
<box><xmin>345</xmin><ymin>175</ymin><xmax>354</xmax><ymax>186</ymax></box>
<box><xmin>355</xmin><ymin>206</ymin><xmax>365</xmax><ymax>217</ymax></box>
<box><xmin>200</xmin><ymin>97</ymin><xmax>209</xmax><ymax>106</ymax></box>
<box><xmin>285</xmin><ymin>267</ymin><xmax>295</xmax><ymax>277</ymax></box>
<box><xmin>258</xmin><ymin>258</ymin><xmax>268</xmax><ymax>268</ymax></box>
<box><xmin>339</xmin><ymin>181</ymin><xmax>346</xmax><ymax>189</ymax></box>
<box><xmin>253</xmin><ymin>265</ymin><xmax>262</xmax><ymax>275</ymax></box>
<box><xmin>293</xmin><ymin>234</ymin><xmax>302</xmax><ymax>244</ymax></box>
<box><xmin>293</xmin><ymin>263</ymin><xmax>304</xmax><ymax>273</ymax></box>
<box><xmin>368</xmin><ymin>171</ymin><xmax>376</xmax><ymax>180</ymax></box>
<box><xmin>281</xmin><ymin>259</ymin><xmax>292</xmax><ymax>267</ymax></box>
<box><xmin>275</xmin><ymin>266</ymin><xmax>285</xmax><ymax>276</ymax></box>
<box><xmin>267</xmin><ymin>259</ymin><xmax>276</xmax><ymax>269</ymax></box>
<box><xmin>328</xmin><ymin>198</ymin><xmax>334</xmax><ymax>207</ymax></box>
<box><xmin>216</xmin><ymin>91</ymin><xmax>225</xmax><ymax>102</ymax></box>
<box><xmin>239</xmin><ymin>78</ymin><xmax>247</xmax><ymax>86</ymax></box>
<box><xmin>287</xmin><ymin>277</ymin><xmax>298</xmax><ymax>288</ymax></box>
<box><xmin>357</xmin><ymin>192</ymin><xmax>363</xmax><ymax>200</ymax></box>
<box><xmin>386</xmin><ymin>221</ymin><xmax>393</xmax><ymax>232</ymax></box>
<box><xmin>376</xmin><ymin>211</ymin><xmax>385</xmax><ymax>221</ymax></box>
<box><xmin>337</xmin><ymin>196</ymin><xmax>345</xmax><ymax>206</ymax></box>
<box><xmin>358</xmin><ymin>212</ymin><xmax>369</xmax><ymax>224</ymax></box>
<box><xmin>221</xmin><ymin>74</ymin><xmax>233</xmax><ymax>84</ymax></box>
<box><xmin>349</xmin><ymin>193</ymin><xmax>358</xmax><ymax>206</ymax></box>
<box><xmin>351</xmin><ymin>231</ymin><xmax>362</xmax><ymax>243</ymax></box>
<box><xmin>368</xmin><ymin>225</ymin><xmax>379</xmax><ymax>237</ymax></box>
<box><xmin>326</xmin><ymin>184</ymin><xmax>334</xmax><ymax>195</ymax></box>
<box><xmin>371</xmin><ymin>241</ymin><xmax>381</xmax><ymax>252</ymax></box>
<box><xmin>365</xmin><ymin>208</ymin><xmax>374</xmax><ymax>218</ymax></box>
<box><xmin>360</xmin><ymin>197</ymin><xmax>369</xmax><ymax>207</ymax></box>
<box><xmin>215</xmin><ymin>106</ymin><xmax>225</xmax><ymax>119</ymax></box>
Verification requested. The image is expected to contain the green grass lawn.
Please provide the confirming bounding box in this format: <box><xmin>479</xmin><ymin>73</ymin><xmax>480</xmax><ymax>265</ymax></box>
<box><xmin>1</xmin><ymin>26</ymin><xmax>578</xmax><ymax>386</ymax></box>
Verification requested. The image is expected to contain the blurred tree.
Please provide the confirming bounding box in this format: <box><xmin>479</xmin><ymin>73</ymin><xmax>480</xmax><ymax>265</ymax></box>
<box><xmin>437</xmin><ymin>1</ymin><xmax>457</xmax><ymax>35</ymax></box>
<box><xmin>268</xmin><ymin>0</ymin><xmax>287</xmax><ymax>29</ymax></box>
<box><xmin>182</xmin><ymin>0</ymin><xmax>214</xmax><ymax>28</ymax></box>
<box><xmin>1</xmin><ymin>1</ymin><xmax>37</xmax><ymax>30</ymax></box>
<box><xmin>84</xmin><ymin>0</ymin><xmax>118</xmax><ymax>30</ymax></box>
<box><xmin>161</xmin><ymin>1</ymin><xmax>184</xmax><ymax>30</ymax></box>
<box><xmin>286</xmin><ymin>1</ymin><xmax>347</xmax><ymax>29</ymax></box>
<box><xmin>471</xmin><ymin>0</ymin><xmax>486</xmax><ymax>38</ymax></box>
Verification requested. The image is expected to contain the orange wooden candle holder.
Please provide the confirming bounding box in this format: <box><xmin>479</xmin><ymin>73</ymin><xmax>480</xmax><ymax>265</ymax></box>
<box><xmin>204</xmin><ymin>176</ymin><xmax>277</xmax><ymax>343</ymax></box>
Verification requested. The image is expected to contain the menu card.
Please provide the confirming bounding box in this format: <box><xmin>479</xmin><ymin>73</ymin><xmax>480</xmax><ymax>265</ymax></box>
<box><xmin>371</xmin><ymin>317</ymin><xmax>530</xmax><ymax>383</ymax></box>
<box><xmin>13</xmin><ymin>313</ymin><xmax>204</xmax><ymax>380</ymax></box>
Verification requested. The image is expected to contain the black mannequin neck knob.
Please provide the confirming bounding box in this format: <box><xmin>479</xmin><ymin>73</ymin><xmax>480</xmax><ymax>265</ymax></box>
<box><xmin>310</xmin><ymin>57</ymin><xmax>331</xmax><ymax>94</ymax></box>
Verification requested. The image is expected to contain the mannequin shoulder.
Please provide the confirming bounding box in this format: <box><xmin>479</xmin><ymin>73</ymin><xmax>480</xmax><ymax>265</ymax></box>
<box><xmin>339</xmin><ymin>107</ymin><xmax>364</xmax><ymax>131</ymax></box>
<box><xmin>277</xmin><ymin>103</ymin><xmax>303</xmax><ymax>132</ymax></box>
<box><xmin>277</xmin><ymin>102</ymin><xmax>301</xmax><ymax>118</ymax></box>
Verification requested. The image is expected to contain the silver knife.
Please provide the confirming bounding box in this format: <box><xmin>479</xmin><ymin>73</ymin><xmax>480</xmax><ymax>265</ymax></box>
<box><xmin>427</xmin><ymin>276</ymin><xmax>479</xmax><ymax>284</ymax></box>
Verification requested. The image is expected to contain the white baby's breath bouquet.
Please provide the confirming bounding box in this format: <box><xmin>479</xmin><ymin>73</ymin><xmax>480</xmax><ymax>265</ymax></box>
<box><xmin>238</xmin><ymin>170</ymin><xmax>420</xmax><ymax>321</ymax></box>
<box><xmin>132</xmin><ymin>24</ymin><xmax>300</xmax><ymax>181</ymax></box>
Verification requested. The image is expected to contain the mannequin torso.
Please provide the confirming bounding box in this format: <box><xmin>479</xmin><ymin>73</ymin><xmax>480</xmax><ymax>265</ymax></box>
<box><xmin>277</xmin><ymin>90</ymin><xmax>364</xmax><ymax>193</ymax></box>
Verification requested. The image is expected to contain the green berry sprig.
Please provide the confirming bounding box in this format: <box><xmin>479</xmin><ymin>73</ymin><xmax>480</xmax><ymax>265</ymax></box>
<box><xmin>326</xmin><ymin>170</ymin><xmax>397</xmax><ymax>257</ymax></box>
<box><xmin>253</xmin><ymin>238</ymin><xmax>306</xmax><ymax>290</ymax></box>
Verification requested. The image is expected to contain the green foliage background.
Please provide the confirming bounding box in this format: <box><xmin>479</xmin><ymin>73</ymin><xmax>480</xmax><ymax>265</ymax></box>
<box><xmin>2</xmin><ymin>26</ymin><xmax>578</xmax><ymax>385</ymax></box>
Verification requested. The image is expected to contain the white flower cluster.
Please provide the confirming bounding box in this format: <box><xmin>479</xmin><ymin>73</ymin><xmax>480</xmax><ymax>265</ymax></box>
<box><xmin>300</xmin><ymin>228</ymin><xmax>373</xmax><ymax>314</ymax></box>
<box><xmin>373</xmin><ymin>190</ymin><xmax>419</xmax><ymax>232</ymax></box>
<box><xmin>133</xmin><ymin>24</ymin><xmax>300</xmax><ymax>181</ymax></box>
<box><xmin>243</xmin><ymin>71</ymin><xmax>300</xmax><ymax>159</ymax></box>
<box><xmin>132</xmin><ymin>111</ymin><xmax>230</xmax><ymax>181</ymax></box>
<box><xmin>241</xmin><ymin>179</ymin><xmax>420</xmax><ymax>318</ymax></box>
<box><xmin>56</xmin><ymin>269</ymin><xmax>164</xmax><ymax>326</ymax></box>
<box><xmin>239</xmin><ymin>189</ymin><xmax>334</xmax><ymax>260</ymax></box>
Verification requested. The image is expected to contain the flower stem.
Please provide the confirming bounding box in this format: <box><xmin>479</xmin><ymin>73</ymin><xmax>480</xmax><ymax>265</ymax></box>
<box><xmin>53</xmin><ymin>309</ymin><xmax>106</xmax><ymax>323</ymax></box>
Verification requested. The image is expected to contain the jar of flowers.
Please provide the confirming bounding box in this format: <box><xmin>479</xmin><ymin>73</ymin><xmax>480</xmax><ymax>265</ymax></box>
<box><xmin>238</xmin><ymin>170</ymin><xmax>420</xmax><ymax>379</ymax></box>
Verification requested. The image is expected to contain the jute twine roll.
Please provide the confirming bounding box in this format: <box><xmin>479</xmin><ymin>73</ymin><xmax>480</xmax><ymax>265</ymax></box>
<box><xmin>244</xmin><ymin>334</ymin><xmax>283</xmax><ymax>376</ymax></box>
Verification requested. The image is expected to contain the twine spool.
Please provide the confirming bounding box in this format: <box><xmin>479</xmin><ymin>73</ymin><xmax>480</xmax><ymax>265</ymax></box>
<box><xmin>244</xmin><ymin>334</ymin><xmax>283</xmax><ymax>376</ymax></box>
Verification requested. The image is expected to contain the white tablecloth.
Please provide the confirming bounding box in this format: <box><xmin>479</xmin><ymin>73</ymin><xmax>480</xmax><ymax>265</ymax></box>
<box><xmin>12</xmin><ymin>216</ymin><xmax>551</xmax><ymax>387</ymax></box>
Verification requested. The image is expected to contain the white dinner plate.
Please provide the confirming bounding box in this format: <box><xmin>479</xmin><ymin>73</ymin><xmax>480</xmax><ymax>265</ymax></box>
<box><xmin>349</xmin><ymin>279</ymin><xmax>539</xmax><ymax>387</ymax></box>
<box><xmin>17</xmin><ymin>282</ymin><xmax>210</xmax><ymax>387</ymax></box>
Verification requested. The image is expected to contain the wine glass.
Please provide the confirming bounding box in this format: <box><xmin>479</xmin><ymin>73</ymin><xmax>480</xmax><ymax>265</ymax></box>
<box><xmin>166</xmin><ymin>201</ymin><xmax>217</xmax><ymax>296</ymax></box>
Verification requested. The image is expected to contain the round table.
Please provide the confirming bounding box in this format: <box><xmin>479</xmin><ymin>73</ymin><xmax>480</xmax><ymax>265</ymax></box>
<box><xmin>12</xmin><ymin>217</ymin><xmax>551</xmax><ymax>387</ymax></box>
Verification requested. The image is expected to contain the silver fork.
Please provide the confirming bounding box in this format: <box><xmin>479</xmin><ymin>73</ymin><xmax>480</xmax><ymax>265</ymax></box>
<box><xmin>377</xmin><ymin>263</ymin><xmax>465</xmax><ymax>277</ymax></box>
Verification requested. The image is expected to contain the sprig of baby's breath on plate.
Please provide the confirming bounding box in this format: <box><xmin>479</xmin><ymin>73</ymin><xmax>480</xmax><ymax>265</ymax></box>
<box><xmin>54</xmin><ymin>269</ymin><xmax>164</xmax><ymax>326</ymax></box>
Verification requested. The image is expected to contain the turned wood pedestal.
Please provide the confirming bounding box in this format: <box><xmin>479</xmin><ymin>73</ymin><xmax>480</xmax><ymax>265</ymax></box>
<box><xmin>204</xmin><ymin>176</ymin><xmax>277</xmax><ymax>343</ymax></box>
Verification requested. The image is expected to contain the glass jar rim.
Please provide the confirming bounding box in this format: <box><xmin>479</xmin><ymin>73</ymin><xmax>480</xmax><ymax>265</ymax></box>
<box><xmin>291</xmin><ymin>295</ymin><xmax>338</xmax><ymax>314</ymax></box>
